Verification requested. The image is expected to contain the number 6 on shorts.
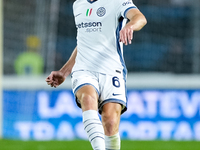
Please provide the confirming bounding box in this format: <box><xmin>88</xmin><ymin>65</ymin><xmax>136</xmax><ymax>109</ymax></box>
<box><xmin>112</xmin><ymin>76</ymin><xmax>120</xmax><ymax>88</ymax></box>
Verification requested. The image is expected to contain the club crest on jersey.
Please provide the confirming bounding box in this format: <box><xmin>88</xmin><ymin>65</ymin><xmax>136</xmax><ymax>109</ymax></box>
<box><xmin>96</xmin><ymin>7</ymin><xmax>106</xmax><ymax>17</ymax></box>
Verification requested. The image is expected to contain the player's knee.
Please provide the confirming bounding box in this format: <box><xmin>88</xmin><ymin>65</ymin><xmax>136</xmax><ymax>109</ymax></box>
<box><xmin>79</xmin><ymin>93</ymin><xmax>97</xmax><ymax>110</ymax></box>
<box><xmin>80</xmin><ymin>93</ymin><xmax>95</xmax><ymax>103</ymax></box>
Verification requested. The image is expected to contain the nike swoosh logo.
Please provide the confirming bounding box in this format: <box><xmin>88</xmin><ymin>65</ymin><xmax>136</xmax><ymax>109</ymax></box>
<box><xmin>75</xmin><ymin>13</ymin><xmax>82</xmax><ymax>17</ymax></box>
<box><xmin>112</xmin><ymin>93</ymin><xmax>122</xmax><ymax>96</ymax></box>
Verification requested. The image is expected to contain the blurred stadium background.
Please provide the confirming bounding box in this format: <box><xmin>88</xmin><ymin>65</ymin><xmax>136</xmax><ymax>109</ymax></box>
<box><xmin>0</xmin><ymin>0</ymin><xmax>200</xmax><ymax>150</ymax></box>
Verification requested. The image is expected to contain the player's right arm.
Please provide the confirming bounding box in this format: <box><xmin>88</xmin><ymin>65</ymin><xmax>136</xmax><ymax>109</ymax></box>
<box><xmin>45</xmin><ymin>46</ymin><xmax>77</xmax><ymax>88</ymax></box>
<box><xmin>59</xmin><ymin>46</ymin><xmax>77</xmax><ymax>78</ymax></box>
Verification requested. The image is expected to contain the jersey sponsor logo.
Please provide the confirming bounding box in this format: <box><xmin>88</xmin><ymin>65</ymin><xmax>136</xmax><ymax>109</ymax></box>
<box><xmin>122</xmin><ymin>1</ymin><xmax>132</xmax><ymax>6</ymax></box>
<box><xmin>86</xmin><ymin>8</ymin><xmax>93</xmax><ymax>16</ymax></box>
<box><xmin>76</xmin><ymin>22</ymin><xmax>102</xmax><ymax>32</ymax></box>
<box><xmin>96</xmin><ymin>7</ymin><xmax>106</xmax><ymax>17</ymax></box>
<box><xmin>76</xmin><ymin>22</ymin><xmax>102</xmax><ymax>28</ymax></box>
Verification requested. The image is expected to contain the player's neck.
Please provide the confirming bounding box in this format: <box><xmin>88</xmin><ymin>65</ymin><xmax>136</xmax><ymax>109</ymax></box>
<box><xmin>87</xmin><ymin>0</ymin><xmax>98</xmax><ymax>3</ymax></box>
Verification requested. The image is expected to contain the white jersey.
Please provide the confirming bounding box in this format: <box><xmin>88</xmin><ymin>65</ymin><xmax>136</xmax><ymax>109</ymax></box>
<box><xmin>72</xmin><ymin>0</ymin><xmax>137</xmax><ymax>78</ymax></box>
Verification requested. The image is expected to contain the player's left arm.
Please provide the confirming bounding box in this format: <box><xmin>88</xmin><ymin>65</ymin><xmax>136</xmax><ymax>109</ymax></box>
<box><xmin>120</xmin><ymin>8</ymin><xmax>147</xmax><ymax>45</ymax></box>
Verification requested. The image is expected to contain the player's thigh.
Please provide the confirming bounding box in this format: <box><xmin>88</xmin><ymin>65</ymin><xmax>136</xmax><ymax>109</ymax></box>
<box><xmin>102</xmin><ymin>102</ymin><xmax>122</xmax><ymax>122</ymax></box>
<box><xmin>71</xmin><ymin>70</ymin><xmax>99</xmax><ymax>111</ymax></box>
<box><xmin>76</xmin><ymin>85</ymin><xmax>99</xmax><ymax>111</ymax></box>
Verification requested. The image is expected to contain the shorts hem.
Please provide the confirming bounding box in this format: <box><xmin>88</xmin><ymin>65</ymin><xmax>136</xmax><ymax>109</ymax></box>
<box><xmin>98</xmin><ymin>99</ymin><xmax>127</xmax><ymax>115</ymax></box>
<box><xmin>74</xmin><ymin>83</ymin><xmax>100</xmax><ymax>109</ymax></box>
<box><xmin>74</xmin><ymin>83</ymin><xmax>99</xmax><ymax>95</ymax></box>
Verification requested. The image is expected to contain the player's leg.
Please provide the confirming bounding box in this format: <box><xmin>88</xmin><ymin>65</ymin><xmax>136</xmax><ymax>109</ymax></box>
<box><xmin>76</xmin><ymin>85</ymin><xmax>98</xmax><ymax>111</ymax></box>
<box><xmin>101</xmin><ymin>102</ymin><xmax>122</xmax><ymax>150</ymax></box>
<box><xmin>76</xmin><ymin>85</ymin><xmax>105</xmax><ymax>150</ymax></box>
<box><xmin>98</xmin><ymin>73</ymin><xmax>127</xmax><ymax>150</ymax></box>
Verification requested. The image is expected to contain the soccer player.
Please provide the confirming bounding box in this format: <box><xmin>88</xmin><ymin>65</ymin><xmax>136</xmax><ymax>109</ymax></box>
<box><xmin>46</xmin><ymin>0</ymin><xmax>147</xmax><ymax>149</ymax></box>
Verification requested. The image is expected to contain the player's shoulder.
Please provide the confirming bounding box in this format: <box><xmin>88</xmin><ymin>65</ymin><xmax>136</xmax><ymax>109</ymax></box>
<box><xmin>118</xmin><ymin>0</ymin><xmax>135</xmax><ymax>5</ymax></box>
<box><xmin>113</xmin><ymin>0</ymin><xmax>134</xmax><ymax>7</ymax></box>
<box><xmin>73</xmin><ymin>0</ymin><xmax>83</xmax><ymax>7</ymax></box>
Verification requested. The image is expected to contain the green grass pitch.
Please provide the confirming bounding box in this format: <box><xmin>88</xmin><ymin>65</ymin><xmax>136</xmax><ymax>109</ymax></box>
<box><xmin>0</xmin><ymin>140</ymin><xmax>200</xmax><ymax>150</ymax></box>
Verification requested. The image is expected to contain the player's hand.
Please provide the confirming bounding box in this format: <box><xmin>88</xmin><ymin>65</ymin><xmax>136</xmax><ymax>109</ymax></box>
<box><xmin>45</xmin><ymin>71</ymin><xmax>66</xmax><ymax>88</ymax></box>
<box><xmin>119</xmin><ymin>23</ymin><xmax>134</xmax><ymax>45</ymax></box>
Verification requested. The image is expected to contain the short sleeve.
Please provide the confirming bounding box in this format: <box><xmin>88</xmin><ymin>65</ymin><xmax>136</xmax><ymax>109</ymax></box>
<box><xmin>117</xmin><ymin>0</ymin><xmax>137</xmax><ymax>18</ymax></box>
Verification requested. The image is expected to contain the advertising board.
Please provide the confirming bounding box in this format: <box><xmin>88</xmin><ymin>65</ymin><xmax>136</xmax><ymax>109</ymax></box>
<box><xmin>3</xmin><ymin>89</ymin><xmax>200</xmax><ymax>140</ymax></box>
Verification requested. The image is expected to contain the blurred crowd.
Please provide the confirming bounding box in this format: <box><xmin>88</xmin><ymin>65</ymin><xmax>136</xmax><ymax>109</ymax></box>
<box><xmin>3</xmin><ymin>0</ymin><xmax>199</xmax><ymax>75</ymax></box>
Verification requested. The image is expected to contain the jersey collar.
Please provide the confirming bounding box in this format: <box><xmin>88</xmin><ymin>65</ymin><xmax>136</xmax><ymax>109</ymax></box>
<box><xmin>87</xmin><ymin>0</ymin><xmax>98</xmax><ymax>4</ymax></box>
